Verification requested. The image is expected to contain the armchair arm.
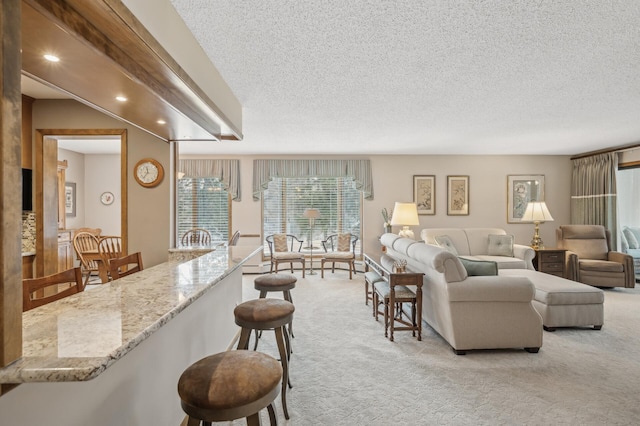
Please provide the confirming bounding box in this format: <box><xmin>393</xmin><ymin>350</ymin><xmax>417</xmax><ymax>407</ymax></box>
<box><xmin>608</xmin><ymin>251</ymin><xmax>636</xmax><ymax>288</ymax></box>
<box><xmin>513</xmin><ymin>244</ymin><xmax>535</xmax><ymax>270</ymax></box>
<box><xmin>565</xmin><ymin>251</ymin><xmax>580</xmax><ymax>281</ymax></box>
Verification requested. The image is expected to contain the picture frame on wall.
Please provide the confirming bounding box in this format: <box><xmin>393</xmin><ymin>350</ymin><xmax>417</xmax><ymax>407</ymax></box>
<box><xmin>507</xmin><ymin>174</ymin><xmax>545</xmax><ymax>223</ymax></box>
<box><xmin>447</xmin><ymin>175</ymin><xmax>469</xmax><ymax>216</ymax></box>
<box><xmin>65</xmin><ymin>182</ymin><xmax>76</xmax><ymax>217</ymax></box>
<box><xmin>413</xmin><ymin>175</ymin><xmax>435</xmax><ymax>215</ymax></box>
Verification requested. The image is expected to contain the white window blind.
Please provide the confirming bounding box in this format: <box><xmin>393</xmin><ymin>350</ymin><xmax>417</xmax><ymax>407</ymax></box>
<box><xmin>263</xmin><ymin>177</ymin><xmax>362</xmax><ymax>256</ymax></box>
<box><xmin>177</xmin><ymin>178</ymin><xmax>230</xmax><ymax>242</ymax></box>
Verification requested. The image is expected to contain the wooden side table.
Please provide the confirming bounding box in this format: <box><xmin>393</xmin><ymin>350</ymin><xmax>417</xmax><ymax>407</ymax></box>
<box><xmin>533</xmin><ymin>248</ymin><xmax>566</xmax><ymax>277</ymax></box>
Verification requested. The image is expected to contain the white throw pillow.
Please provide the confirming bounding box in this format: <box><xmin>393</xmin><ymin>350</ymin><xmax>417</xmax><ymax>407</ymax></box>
<box><xmin>435</xmin><ymin>235</ymin><xmax>459</xmax><ymax>256</ymax></box>
<box><xmin>487</xmin><ymin>234</ymin><xmax>514</xmax><ymax>257</ymax></box>
<box><xmin>623</xmin><ymin>228</ymin><xmax>639</xmax><ymax>249</ymax></box>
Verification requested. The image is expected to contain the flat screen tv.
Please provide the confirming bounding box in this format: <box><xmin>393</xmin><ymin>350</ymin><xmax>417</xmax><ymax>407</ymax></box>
<box><xmin>22</xmin><ymin>168</ymin><xmax>33</xmax><ymax>211</ymax></box>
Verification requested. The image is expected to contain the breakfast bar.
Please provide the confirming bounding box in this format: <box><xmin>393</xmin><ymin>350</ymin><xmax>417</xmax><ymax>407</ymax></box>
<box><xmin>0</xmin><ymin>246</ymin><xmax>260</xmax><ymax>425</ymax></box>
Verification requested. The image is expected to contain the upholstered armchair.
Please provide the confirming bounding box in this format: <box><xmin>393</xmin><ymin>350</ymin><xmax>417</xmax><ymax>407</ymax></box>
<box><xmin>556</xmin><ymin>225</ymin><xmax>635</xmax><ymax>288</ymax></box>
<box><xmin>320</xmin><ymin>233</ymin><xmax>358</xmax><ymax>279</ymax></box>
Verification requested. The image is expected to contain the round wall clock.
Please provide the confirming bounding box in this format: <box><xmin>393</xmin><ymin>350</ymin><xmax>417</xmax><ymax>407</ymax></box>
<box><xmin>134</xmin><ymin>158</ymin><xmax>164</xmax><ymax>188</ymax></box>
<box><xmin>100</xmin><ymin>191</ymin><xmax>115</xmax><ymax>205</ymax></box>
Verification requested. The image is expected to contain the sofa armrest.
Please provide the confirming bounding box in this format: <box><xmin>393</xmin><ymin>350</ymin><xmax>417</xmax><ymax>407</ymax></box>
<box><xmin>608</xmin><ymin>251</ymin><xmax>636</xmax><ymax>288</ymax></box>
<box><xmin>513</xmin><ymin>244</ymin><xmax>535</xmax><ymax>269</ymax></box>
<box><xmin>565</xmin><ymin>251</ymin><xmax>579</xmax><ymax>281</ymax></box>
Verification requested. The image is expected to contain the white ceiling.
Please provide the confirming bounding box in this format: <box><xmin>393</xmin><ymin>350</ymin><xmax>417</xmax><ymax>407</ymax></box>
<box><xmin>169</xmin><ymin>0</ymin><xmax>640</xmax><ymax>156</ymax></box>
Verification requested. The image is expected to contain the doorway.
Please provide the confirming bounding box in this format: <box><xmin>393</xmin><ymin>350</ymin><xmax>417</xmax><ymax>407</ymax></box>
<box><xmin>35</xmin><ymin>129</ymin><xmax>128</xmax><ymax>277</ymax></box>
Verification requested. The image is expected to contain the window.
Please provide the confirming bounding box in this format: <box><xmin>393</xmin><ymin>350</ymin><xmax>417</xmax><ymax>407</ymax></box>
<box><xmin>263</xmin><ymin>177</ymin><xmax>362</xmax><ymax>256</ymax></box>
<box><xmin>177</xmin><ymin>177</ymin><xmax>230</xmax><ymax>242</ymax></box>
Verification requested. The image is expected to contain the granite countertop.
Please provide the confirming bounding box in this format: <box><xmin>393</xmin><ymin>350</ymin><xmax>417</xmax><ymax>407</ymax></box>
<box><xmin>0</xmin><ymin>245</ymin><xmax>261</xmax><ymax>384</ymax></box>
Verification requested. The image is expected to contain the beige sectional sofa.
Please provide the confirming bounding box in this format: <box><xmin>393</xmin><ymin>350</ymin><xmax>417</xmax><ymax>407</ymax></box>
<box><xmin>420</xmin><ymin>228</ymin><xmax>535</xmax><ymax>270</ymax></box>
<box><xmin>380</xmin><ymin>233</ymin><xmax>543</xmax><ymax>354</ymax></box>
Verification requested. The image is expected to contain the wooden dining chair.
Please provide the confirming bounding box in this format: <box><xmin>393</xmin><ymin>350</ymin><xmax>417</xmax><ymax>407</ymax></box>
<box><xmin>23</xmin><ymin>267</ymin><xmax>84</xmax><ymax>311</ymax></box>
<box><xmin>98</xmin><ymin>236</ymin><xmax>123</xmax><ymax>280</ymax></box>
<box><xmin>229</xmin><ymin>230</ymin><xmax>241</xmax><ymax>246</ymax></box>
<box><xmin>73</xmin><ymin>231</ymin><xmax>101</xmax><ymax>285</ymax></box>
<box><xmin>109</xmin><ymin>252</ymin><xmax>144</xmax><ymax>280</ymax></box>
<box><xmin>181</xmin><ymin>228</ymin><xmax>212</xmax><ymax>246</ymax></box>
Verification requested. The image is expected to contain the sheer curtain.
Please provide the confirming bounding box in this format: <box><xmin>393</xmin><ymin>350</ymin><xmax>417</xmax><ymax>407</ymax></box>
<box><xmin>571</xmin><ymin>152</ymin><xmax>618</xmax><ymax>246</ymax></box>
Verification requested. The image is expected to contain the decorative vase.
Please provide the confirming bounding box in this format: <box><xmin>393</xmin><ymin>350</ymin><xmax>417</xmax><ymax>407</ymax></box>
<box><xmin>384</xmin><ymin>225</ymin><xmax>392</xmax><ymax>234</ymax></box>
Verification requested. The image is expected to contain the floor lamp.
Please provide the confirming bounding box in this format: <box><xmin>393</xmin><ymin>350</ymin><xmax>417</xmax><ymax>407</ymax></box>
<box><xmin>303</xmin><ymin>208</ymin><xmax>321</xmax><ymax>275</ymax></box>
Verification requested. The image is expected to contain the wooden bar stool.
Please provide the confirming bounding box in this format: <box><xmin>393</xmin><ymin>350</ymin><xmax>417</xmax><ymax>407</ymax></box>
<box><xmin>235</xmin><ymin>298</ymin><xmax>295</xmax><ymax>420</ymax></box>
<box><xmin>254</xmin><ymin>273</ymin><xmax>296</xmax><ymax>337</ymax></box>
<box><xmin>177</xmin><ymin>350</ymin><xmax>282</xmax><ymax>425</ymax></box>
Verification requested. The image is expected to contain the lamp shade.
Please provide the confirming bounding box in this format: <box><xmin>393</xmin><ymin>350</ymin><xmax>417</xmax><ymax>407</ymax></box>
<box><xmin>390</xmin><ymin>202</ymin><xmax>419</xmax><ymax>226</ymax></box>
<box><xmin>303</xmin><ymin>208</ymin><xmax>321</xmax><ymax>219</ymax></box>
<box><xmin>521</xmin><ymin>201</ymin><xmax>554</xmax><ymax>222</ymax></box>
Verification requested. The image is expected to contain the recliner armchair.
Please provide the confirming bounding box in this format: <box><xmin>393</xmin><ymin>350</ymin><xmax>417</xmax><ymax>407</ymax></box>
<box><xmin>556</xmin><ymin>225</ymin><xmax>635</xmax><ymax>288</ymax></box>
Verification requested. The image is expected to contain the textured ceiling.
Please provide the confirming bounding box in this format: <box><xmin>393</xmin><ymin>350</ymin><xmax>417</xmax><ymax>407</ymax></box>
<box><xmin>176</xmin><ymin>1</ymin><xmax>639</xmax><ymax>155</ymax></box>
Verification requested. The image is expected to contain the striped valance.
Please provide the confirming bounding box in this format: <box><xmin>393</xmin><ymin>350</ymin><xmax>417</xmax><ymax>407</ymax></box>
<box><xmin>179</xmin><ymin>159</ymin><xmax>241</xmax><ymax>200</ymax></box>
<box><xmin>252</xmin><ymin>159</ymin><xmax>373</xmax><ymax>200</ymax></box>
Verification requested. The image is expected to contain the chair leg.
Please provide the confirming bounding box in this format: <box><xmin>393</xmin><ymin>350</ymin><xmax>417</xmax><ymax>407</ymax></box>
<box><xmin>349</xmin><ymin>261</ymin><xmax>353</xmax><ymax>279</ymax></box>
<box><xmin>237</xmin><ymin>327</ymin><xmax>252</xmax><ymax>350</ymax></box>
<box><xmin>301</xmin><ymin>259</ymin><xmax>305</xmax><ymax>278</ymax></box>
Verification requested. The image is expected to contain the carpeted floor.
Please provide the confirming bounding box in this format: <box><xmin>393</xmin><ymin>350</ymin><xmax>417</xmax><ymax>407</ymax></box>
<box><xmin>230</xmin><ymin>270</ymin><xmax>640</xmax><ymax>425</ymax></box>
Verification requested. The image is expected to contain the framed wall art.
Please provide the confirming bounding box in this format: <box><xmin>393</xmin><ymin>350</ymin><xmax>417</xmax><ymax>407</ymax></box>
<box><xmin>447</xmin><ymin>175</ymin><xmax>469</xmax><ymax>216</ymax></box>
<box><xmin>507</xmin><ymin>174</ymin><xmax>545</xmax><ymax>223</ymax></box>
<box><xmin>65</xmin><ymin>182</ymin><xmax>76</xmax><ymax>217</ymax></box>
<box><xmin>413</xmin><ymin>175</ymin><xmax>435</xmax><ymax>215</ymax></box>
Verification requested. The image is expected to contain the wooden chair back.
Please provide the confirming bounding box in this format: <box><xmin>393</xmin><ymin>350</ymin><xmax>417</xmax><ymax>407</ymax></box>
<box><xmin>229</xmin><ymin>230</ymin><xmax>241</xmax><ymax>246</ymax></box>
<box><xmin>98</xmin><ymin>236</ymin><xmax>123</xmax><ymax>269</ymax></box>
<box><xmin>321</xmin><ymin>233</ymin><xmax>358</xmax><ymax>253</ymax></box>
<box><xmin>73</xmin><ymin>232</ymin><xmax>101</xmax><ymax>284</ymax></box>
<box><xmin>266</xmin><ymin>234</ymin><xmax>304</xmax><ymax>255</ymax></box>
<box><xmin>23</xmin><ymin>267</ymin><xmax>84</xmax><ymax>311</ymax></box>
<box><xmin>109</xmin><ymin>252</ymin><xmax>144</xmax><ymax>280</ymax></box>
<box><xmin>181</xmin><ymin>228</ymin><xmax>212</xmax><ymax>246</ymax></box>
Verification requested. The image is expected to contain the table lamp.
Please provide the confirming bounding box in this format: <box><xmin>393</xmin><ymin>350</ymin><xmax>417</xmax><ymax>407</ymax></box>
<box><xmin>390</xmin><ymin>202</ymin><xmax>420</xmax><ymax>240</ymax></box>
<box><xmin>521</xmin><ymin>201</ymin><xmax>554</xmax><ymax>250</ymax></box>
<box><xmin>303</xmin><ymin>208</ymin><xmax>321</xmax><ymax>274</ymax></box>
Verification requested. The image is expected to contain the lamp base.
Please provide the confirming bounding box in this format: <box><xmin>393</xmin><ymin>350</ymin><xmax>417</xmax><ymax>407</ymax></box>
<box><xmin>398</xmin><ymin>226</ymin><xmax>415</xmax><ymax>240</ymax></box>
<box><xmin>530</xmin><ymin>222</ymin><xmax>544</xmax><ymax>250</ymax></box>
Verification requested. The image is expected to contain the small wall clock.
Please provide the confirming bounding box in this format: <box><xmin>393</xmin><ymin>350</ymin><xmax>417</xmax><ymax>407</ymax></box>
<box><xmin>100</xmin><ymin>191</ymin><xmax>115</xmax><ymax>205</ymax></box>
<box><xmin>134</xmin><ymin>158</ymin><xmax>164</xmax><ymax>188</ymax></box>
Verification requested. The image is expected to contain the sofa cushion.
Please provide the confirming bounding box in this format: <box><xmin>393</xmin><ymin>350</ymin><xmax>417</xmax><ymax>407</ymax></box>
<box><xmin>435</xmin><ymin>235</ymin><xmax>459</xmax><ymax>256</ymax></box>
<box><xmin>500</xmin><ymin>269</ymin><xmax>604</xmax><ymax>305</ymax></box>
<box><xmin>579</xmin><ymin>259</ymin><xmax>624</xmax><ymax>273</ymax></box>
<box><xmin>623</xmin><ymin>227</ymin><xmax>639</xmax><ymax>249</ymax></box>
<box><xmin>473</xmin><ymin>255</ymin><xmax>527</xmax><ymax>269</ymax></box>
<box><xmin>421</xmin><ymin>228</ymin><xmax>471</xmax><ymax>255</ymax></box>
<box><xmin>626</xmin><ymin>248</ymin><xmax>640</xmax><ymax>258</ymax></box>
<box><xmin>458</xmin><ymin>258</ymin><xmax>498</xmax><ymax>276</ymax></box>
<box><xmin>487</xmin><ymin>234</ymin><xmax>514</xmax><ymax>257</ymax></box>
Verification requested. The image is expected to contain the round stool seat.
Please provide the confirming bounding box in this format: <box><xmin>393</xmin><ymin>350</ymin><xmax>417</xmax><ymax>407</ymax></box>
<box><xmin>178</xmin><ymin>351</ymin><xmax>282</xmax><ymax>422</ymax></box>
<box><xmin>254</xmin><ymin>273</ymin><xmax>297</xmax><ymax>293</ymax></box>
<box><xmin>234</xmin><ymin>298</ymin><xmax>295</xmax><ymax>330</ymax></box>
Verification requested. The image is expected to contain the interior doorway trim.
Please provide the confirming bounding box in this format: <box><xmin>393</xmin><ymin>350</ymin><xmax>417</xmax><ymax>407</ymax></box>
<box><xmin>35</xmin><ymin>128</ymin><xmax>128</xmax><ymax>277</ymax></box>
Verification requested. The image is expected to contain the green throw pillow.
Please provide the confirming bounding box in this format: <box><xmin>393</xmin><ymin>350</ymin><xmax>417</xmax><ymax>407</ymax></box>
<box><xmin>459</xmin><ymin>258</ymin><xmax>498</xmax><ymax>276</ymax></box>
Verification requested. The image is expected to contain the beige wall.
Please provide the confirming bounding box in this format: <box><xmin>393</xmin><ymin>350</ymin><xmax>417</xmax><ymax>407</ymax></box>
<box><xmin>181</xmin><ymin>154</ymin><xmax>572</xmax><ymax>257</ymax></box>
<box><xmin>33</xmin><ymin>99</ymin><xmax>171</xmax><ymax>268</ymax></box>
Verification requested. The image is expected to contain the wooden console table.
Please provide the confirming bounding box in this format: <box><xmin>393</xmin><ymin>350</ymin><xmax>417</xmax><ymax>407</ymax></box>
<box><xmin>364</xmin><ymin>253</ymin><xmax>424</xmax><ymax>341</ymax></box>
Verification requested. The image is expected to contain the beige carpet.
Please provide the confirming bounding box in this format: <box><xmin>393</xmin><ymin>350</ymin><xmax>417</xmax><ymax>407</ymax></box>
<box><xmin>230</xmin><ymin>270</ymin><xmax>640</xmax><ymax>425</ymax></box>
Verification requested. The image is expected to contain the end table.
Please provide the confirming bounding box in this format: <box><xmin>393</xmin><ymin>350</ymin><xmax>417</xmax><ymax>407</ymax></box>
<box><xmin>533</xmin><ymin>248</ymin><xmax>566</xmax><ymax>278</ymax></box>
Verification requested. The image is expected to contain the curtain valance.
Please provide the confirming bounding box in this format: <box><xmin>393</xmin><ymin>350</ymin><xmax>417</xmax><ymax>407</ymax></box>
<box><xmin>252</xmin><ymin>159</ymin><xmax>373</xmax><ymax>200</ymax></box>
<box><xmin>179</xmin><ymin>159</ymin><xmax>241</xmax><ymax>200</ymax></box>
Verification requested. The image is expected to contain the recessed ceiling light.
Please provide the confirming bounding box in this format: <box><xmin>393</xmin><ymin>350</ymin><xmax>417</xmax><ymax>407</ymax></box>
<box><xmin>43</xmin><ymin>54</ymin><xmax>60</xmax><ymax>62</ymax></box>
<box><xmin>157</xmin><ymin>120</ymin><xmax>166</xmax><ymax>124</ymax></box>
<box><xmin>115</xmin><ymin>96</ymin><xmax>127</xmax><ymax>102</ymax></box>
